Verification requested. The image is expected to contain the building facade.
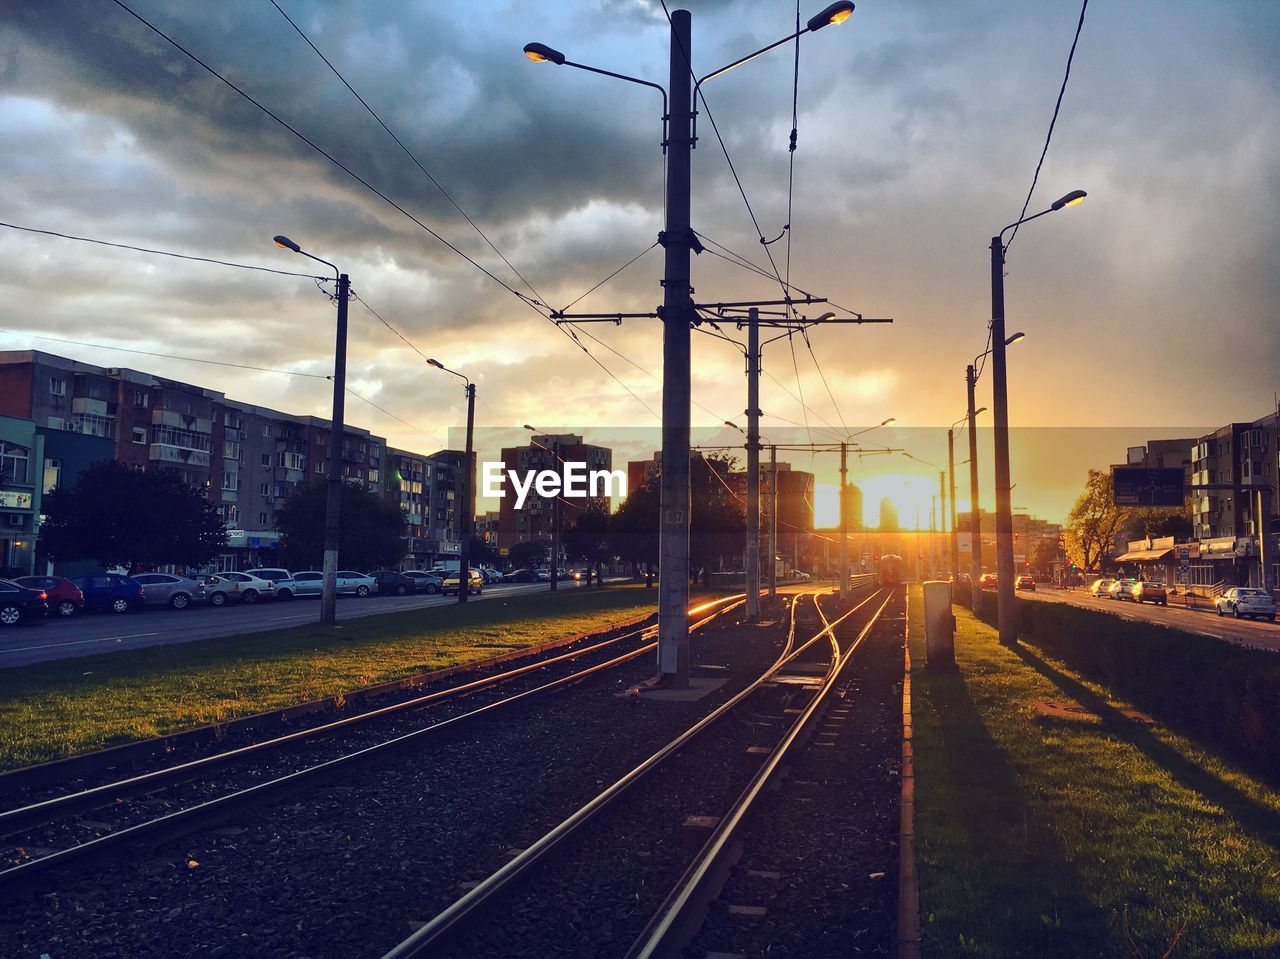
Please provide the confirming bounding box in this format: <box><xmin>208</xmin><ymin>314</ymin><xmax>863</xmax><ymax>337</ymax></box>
<box><xmin>500</xmin><ymin>434</ymin><xmax>613</xmax><ymax>552</ymax></box>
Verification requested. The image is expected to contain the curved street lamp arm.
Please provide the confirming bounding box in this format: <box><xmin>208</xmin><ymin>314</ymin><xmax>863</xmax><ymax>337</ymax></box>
<box><xmin>563</xmin><ymin>59</ymin><xmax>667</xmax><ymax>120</ymax></box>
<box><xmin>696</xmin><ymin>28</ymin><xmax>806</xmax><ymax>91</ymax></box>
<box><xmin>997</xmin><ymin>205</ymin><xmax>1054</xmax><ymax>246</ymax></box>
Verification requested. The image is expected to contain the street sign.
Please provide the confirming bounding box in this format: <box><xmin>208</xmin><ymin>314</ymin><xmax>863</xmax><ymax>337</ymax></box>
<box><xmin>1113</xmin><ymin>467</ymin><xmax>1184</xmax><ymax>507</ymax></box>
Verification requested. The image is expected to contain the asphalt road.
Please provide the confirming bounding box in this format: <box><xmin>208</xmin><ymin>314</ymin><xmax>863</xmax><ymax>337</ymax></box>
<box><xmin>1018</xmin><ymin>587</ymin><xmax>1280</xmax><ymax>653</ymax></box>
<box><xmin>0</xmin><ymin>581</ymin><xmax>583</xmax><ymax>668</ymax></box>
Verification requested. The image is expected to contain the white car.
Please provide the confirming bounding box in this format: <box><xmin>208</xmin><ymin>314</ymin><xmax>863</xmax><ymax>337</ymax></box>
<box><xmin>245</xmin><ymin>568</ymin><xmax>296</xmax><ymax>600</ymax></box>
<box><xmin>290</xmin><ymin>570</ymin><xmax>376</xmax><ymax>598</ymax></box>
<box><xmin>1215</xmin><ymin>587</ymin><xmax>1277</xmax><ymax>622</ymax></box>
<box><xmin>205</xmin><ymin>571</ymin><xmax>276</xmax><ymax>606</ymax></box>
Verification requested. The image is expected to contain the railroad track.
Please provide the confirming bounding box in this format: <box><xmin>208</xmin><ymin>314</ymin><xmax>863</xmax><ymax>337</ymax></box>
<box><xmin>380</xmin><ymin>585</ymin><xmax>894</xmax><ymax>959</ymax></box>
<box><xmin>0</xmin><ymin>591</ymin><xmax>753</xmax><ymax>891</ymax></box>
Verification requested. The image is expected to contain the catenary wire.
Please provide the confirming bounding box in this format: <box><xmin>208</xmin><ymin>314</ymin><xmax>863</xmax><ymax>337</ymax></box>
<box><xmin>267</xmin><ymin>0</ymin><xmax>547</xmax><ymax>306</ymax></box>
<box><xmin>0</xmin><ymin>221</ymin><xmax>324</xmax><ymax>279</ymax></box>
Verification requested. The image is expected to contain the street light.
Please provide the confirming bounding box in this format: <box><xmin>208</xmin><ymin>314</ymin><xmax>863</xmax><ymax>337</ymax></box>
<box><xmin>522</xmin><ymin>4</ymin><xmax>856</xmax><ymax>690</ymax></box>
<box><xmin>273</xmin><ymin>234</ymin><xmax>347</xmax><ymax>627</ymax></box>
<box><xmin>428</xmin><ymin>359</ymin><xmax>476</xmax><ymax>605</ymax></box>
<box><xmin>989</xmin><ymin>189</ymin><xmax>1086</xmax><ymax>646</ymax></box>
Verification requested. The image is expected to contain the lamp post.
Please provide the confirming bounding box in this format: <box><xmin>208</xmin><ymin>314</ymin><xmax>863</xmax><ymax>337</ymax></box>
<box><xmin>990</xmin><ymin>189</ymin><xmax>1086</xmax><ymax>645</ymax></box>
<box><xmin>524</xmin><ymin>427</ymin><xmax>561</xmax><ymax>591</ymax></box>
<box><xmin>904</xmin><ymin>452</ymin><xmax>945</xmax><ymax>580</ymax></box>
<box><xmin>273</xmin><ymin>234</ymin><xmax>347</xmax><ymax>627</ymax></box>
<box><xmin>428</xmin><ymin>359</ymin><xmax>475</xmax><ymax>604</ymax></box>
<box><xmin>948</xmin><ymin>409</ymin><xmax>982</xmax><ymax>588</ymax></box>
<box><xmin>523</xmin><ymin>1</ymin><xmax>856</xmax><ymax>687</ymax></box>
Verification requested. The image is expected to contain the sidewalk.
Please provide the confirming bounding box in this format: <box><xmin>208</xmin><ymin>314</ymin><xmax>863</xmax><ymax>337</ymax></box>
<box><xmin>907</xmin><ymin>588</ymin><xmax>1280</xmax><ymax>958</ymax></box>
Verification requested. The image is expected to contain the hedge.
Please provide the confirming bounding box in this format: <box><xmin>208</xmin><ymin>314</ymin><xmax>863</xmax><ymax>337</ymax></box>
<box><xmin>971</xmin><ymin>595</ymin><xmax>1280</xmax><ymax>777</ymax></box>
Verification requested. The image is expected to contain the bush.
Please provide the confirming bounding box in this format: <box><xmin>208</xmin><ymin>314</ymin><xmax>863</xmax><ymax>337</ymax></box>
<box><xmin>1010</xmin><ymin>598</ymin><xmax>1280</xmax><ymax>777</ymax></box>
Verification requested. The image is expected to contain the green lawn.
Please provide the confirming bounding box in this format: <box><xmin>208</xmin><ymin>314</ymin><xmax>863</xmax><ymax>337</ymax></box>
<box><xmin>909</xmin><ymin>586</ymin><xmax>1280</xmax><ymax>958</ymax></box>
<box><xmin>0</xmin><ymin>585</ymin><xmax>671</xmax><ymax>771</ymax></box>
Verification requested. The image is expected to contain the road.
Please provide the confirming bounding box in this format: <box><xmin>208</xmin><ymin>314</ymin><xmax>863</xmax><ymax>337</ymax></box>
<box><xmin>0</xmin><ymin>581</ymin><xmax>588</xmax><ymax>668</ymax></box>
<box><xmin>1018</xmin><ymin>587</ymin><xmax>1280</xmax><ymax>653</ymax></box>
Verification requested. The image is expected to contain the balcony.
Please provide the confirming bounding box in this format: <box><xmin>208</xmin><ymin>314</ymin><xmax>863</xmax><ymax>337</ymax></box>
<box><xmin>150</xmin><ymin>445</ymin><xmax>211</xmax><ymax>467</ymax></box>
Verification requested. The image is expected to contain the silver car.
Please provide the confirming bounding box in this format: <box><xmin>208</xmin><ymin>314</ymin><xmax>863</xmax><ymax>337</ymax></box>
<box><xmin>404</xmin><ymin>570</ymin><xmax>443</xmax><ymax>594</ymax></box>
<box><xmin>131</xmin><ymin>573</ymin><xmax>208</xmax><ymax>610</ymax></box>
<box><xmin>205</xmin><ymin>571</ymin><xmax>276</xmax><ymax>606</ymax></box>
<box><xmin>1215</xmin><ymin>587</ymin><xmax>1277</xmax><ymax>622</ymax></box>
<box><xmin>290</xmin><ymin>570</ymin><xmax>375</xmax><ymax>598</ymax></box>
<box><xmin>245</xmin><ymin>568</ymin><xmax>296</xmax><ymax>600</ymax></box>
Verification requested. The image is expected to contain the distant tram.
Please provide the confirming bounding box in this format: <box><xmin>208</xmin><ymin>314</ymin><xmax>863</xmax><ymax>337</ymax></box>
<box><xmin>877</xmin><ymin>554</ymin><xmax>904</xmax><ymax>587</ymax></box>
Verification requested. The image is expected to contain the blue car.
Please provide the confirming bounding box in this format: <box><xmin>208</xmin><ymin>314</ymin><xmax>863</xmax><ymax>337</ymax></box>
<box><xmin>69</xmin><ymin>573</ymin><xmax>147</xmax><ymax>614</ymax></box>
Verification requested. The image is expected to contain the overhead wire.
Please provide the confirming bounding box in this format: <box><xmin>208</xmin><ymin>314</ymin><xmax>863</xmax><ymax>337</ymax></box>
<box><xmin>1005</xmin><ymin>0</ymin><xmax>1090</xmax><ymax>254</ymax></box>
<box><xmin>0</xmin><ymin>221</ymin><xmax>324</xmax><ymax>279</ymax></box>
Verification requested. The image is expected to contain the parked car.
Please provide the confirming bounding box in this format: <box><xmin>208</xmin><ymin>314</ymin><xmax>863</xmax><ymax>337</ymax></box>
<box><xmin>478</xmin><ymin>567</ymin><xmax>503</xmax><ymax>585</ymax></box>
<box><xmin>502</xmin><ymin>568</ymin><xmax>536</xmax><ymax>583</ymax></box>
<box><xmin>535</xmin><ymin>569</ymin><xmax>552</xmax><ymax>582</ymax></box>
<box><xmin>69</xmin><ymin>573</ymin><xmax>147</xmax><ymax>614</ymax></box>
<box><xmin>245</xmin><ymin>568</ymin><xmax>296</xmax><ymax>600</ymax></box>
<box><xmin>1089</xmin><ymin>577</ymin><xmax>1115</xmax><ymax>597</ymax></box>
<box><xmin>131</xmin><ymin>573</ymin><xmax>208</xmax><ymax>610</ymax></box>
<box><xmin>14</xmin><ymin>575</ymin><xmax>83</xmax><ymax>617</ymax></box>
<box><xmin>979</xmin><ymin>573</ymin><xmax>997</xmax><ymax>590</ymax></box>
<box><xmin>1107</xmin><ymin>578</ymin><xmax>1138</xmax><ymax>601</ymax></box>
<box><xmin>1215</xmin><ymin>587</ymin><xmax>1276</xmax><ymax>621</ymax></box>
<box><xmin>205</xmin><ymin>571</ymin><xmax>275</xmax><ymax>606</ymax></box>
<box><xmin>403</xmin><ymin>570</ymin><xmax>443</xmax><ymax>594</ymax></box>
<box><xmin>0</xmin><ymin>577</ymin><xmax>48</xmax><ymax>625</ymax></box>
<box><xmin>1015</xmin><ymin>575</ymin><xmax>1036</xmax><ymax>591</ymax></box>
<box><xmin>369</xmin><ymin>570</ymin><xmax>416</xmax><ymax>595</ymax></box>
<box><xmin>1131</xmin><ymin>581</ymin><xmax>1168</xmax><ymax>605</ymax></box>
<box><xmin>289</xmin><ymin>571</ymin><xmax>376</xmax><ymax>598</ymax></box>
<box><xmin>443</xmin><ymin>569</ymin><xmax>484</xmax><ymax>596</ymax></box>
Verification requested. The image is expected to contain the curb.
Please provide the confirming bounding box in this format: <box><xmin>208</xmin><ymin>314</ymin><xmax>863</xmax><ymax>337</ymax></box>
<box><xmin>898</xmin><ymin>588</ymin><xmax>922</xmax><ymax>959</ymax></box>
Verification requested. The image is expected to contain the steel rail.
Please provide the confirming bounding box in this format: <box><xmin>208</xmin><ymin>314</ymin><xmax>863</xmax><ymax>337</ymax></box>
<box><xmin>0</xmin><ymin>597</ymin><xmax>751</xmax><ymax>892</ymax></box>
<box><xmin>625</xmin><ymin>588</ymin><xmax>896</xmax><ymax>959</ymax></box>
<box><xmin>380</xmin><ymin>586</ymin><xmax>884</xmax><ymax>959</ymax></box>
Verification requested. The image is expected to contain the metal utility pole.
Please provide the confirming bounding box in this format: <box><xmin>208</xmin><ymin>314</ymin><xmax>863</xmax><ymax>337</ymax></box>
<box><xmin>655</xmin><ymin>9</ymin><xmax>694</xmax><ymax>685</ymax></box>
<box><xmin>966</xmin><ymin>363</ymin><xmax>983</xmax><ymax>611</ymax></box>
<box><xmin>457</xmin><ymin>382</ymin><xmax>476</xmax><ymax>604</ymax></box>
<box><xmin>839</xmin><ymin>442</ymin><xmax>849</xmax><ymax>597</ymax></box>
<box><xmin>768</xmin><ymin>444</ymin><xmax>778</xmax><ymax>602</ymax></box>
<box><xmin>551</xmin><ymin>439</ymin><xmax>562</xmax><ymax>592</ymax></box>
<box><xmin>948</xmin><ymin>428</ymin><xmax>959</xmax><ymax>582</ymax></box>
<box><xmin>321</xmin><ymin>272</ymin><xmax>350</xmax><ymax>627</ymax></box>
<box><xmin>745</xmin><ymin>308</ymin><xmax>761</xmax><ymax>621</ymax></box>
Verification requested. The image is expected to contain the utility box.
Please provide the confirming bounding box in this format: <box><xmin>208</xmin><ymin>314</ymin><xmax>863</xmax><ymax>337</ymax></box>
<box><xmin>922</xmin><ymin>580</ymin><xmax>956</xmax><ymax>671</ymax></box>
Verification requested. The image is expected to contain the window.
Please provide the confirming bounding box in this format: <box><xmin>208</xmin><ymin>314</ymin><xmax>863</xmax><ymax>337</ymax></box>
<box><xmin>48</xmin><ymin>377</ymin><xmax>65</xmax><ymax>397</ymax></box>
<box><xmin>151</xmin><ymin>425</ymin><xmax>211</xmax><ymax>451</ymax></box>
<box><xmin>260</xmin><ymin>483</ymin><xmax>270</xmax><ymax>496</ymax></box>
<box><xmin>316</xmin><ymin>461</ymin><xmax>325</xmax><ymax>473</ymax></box>
<box><xmin>46</xmin><ymin>416</ymin><xmax>65</xmax><ymax>430</ymax></box>
<box><xmin>222</xmin><ymin>505</ymin><xmax>239</xmax><ymax>526</ymax></box>
<box><xmin>43</xmin><ymin>458</ymin><xmax>61</xmax><ymax>493</ymax></box>
<box><xmin>369</xmin><ymin>468</ymin><xmax>380</xmax><ymax>484</ymax></box>
<box><xmin>277</xmin><ymin>451</ymin><xmax>305</xmax><ymax>471</ymax></box>
<box><xmin>222</xmin><ymin>471</ymin><xmax>239</xmax><ymax>491</ymax></box>
<box><xmin>258</xmin><ymin>512</ymin><xmax>269</xmax><ymax>526</ymax></box>
<box><xmin>0</xmin><ymin>442</ymin><xmax>29</xmax><ymax>484</ymax></box>
<box><xmin>263</xmin><ymin>424</ymin><xmax>271</xmax><ymax>437</ymax></box>
<box><xmin>261</xmin><ymin>453</ymin><xmax>271</xmax><ymax>467</ymax></box>
<box><xmin>223</xmin><ymin>440</ymin><xmax>241</xmax><ymax>460</ymax></box>
<box><xmin>133</xmin><ymin>390</ymin><xmax>149</xmax><ymax>408</ymax></box>
<box><xmin>132</xmin><ymin>427</ymin><xmax>146</xmax><ymax>445</ymax></box>
<box><xmin>224</xmin><ymin>412</ymin><xmax>242</xmax><ymax>430</ymax></box>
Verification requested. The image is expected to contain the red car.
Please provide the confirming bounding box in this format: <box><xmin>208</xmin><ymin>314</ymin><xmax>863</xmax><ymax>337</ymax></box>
<box><xmin>15</xmin><ymin>575</ymin><xmax>84</xmax><ymax>618</ymax></box>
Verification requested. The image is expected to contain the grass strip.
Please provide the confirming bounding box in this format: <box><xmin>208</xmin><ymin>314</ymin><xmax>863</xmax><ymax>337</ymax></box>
<box><xmin>909</xmin><ymin>586</ymin><xmax>1280</xmax><ymax>958</ymax></box>
<box><xmin>0</xmin><ymin>586</ymin><xmax>669</xmax><ymax>771</ymax></box>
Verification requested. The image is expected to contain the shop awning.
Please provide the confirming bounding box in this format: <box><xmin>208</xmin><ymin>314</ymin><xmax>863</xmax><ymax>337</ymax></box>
<box><xmin>1113</xmin><ymin>547</ymin><xmax>1173</xmax><ymax>563</ymax></box>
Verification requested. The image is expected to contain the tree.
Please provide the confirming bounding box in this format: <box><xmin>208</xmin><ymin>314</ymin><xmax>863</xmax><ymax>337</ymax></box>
<box><xmin>40</xmin><ymin>460</ymin><xmax>227</xmax><ymax>570</ymax></box>
<box><xmin>610</xmin><ymin>479</ymin><xmax>659</xmax><ymax>584</ymax></box>
<box><xmin>1029</xmin><ymin>534</ymin><xmax>1064</xmax><ymax>574</ymax></box>
<box><xmin>469</xmin><ymin>535</ymin><xmax>501</xmax><ymax>568</ymax></box>
<box><xmin>508</xmin><ymin>539</ymin><xmax>550</xmax><ymax>570</ymax></box>
<box><xmin>1063</xmin><ymin>469</ymin><xmax>1131</xmax><ymax>571</ymax></box>
<box><xmin>276</xmin><ymin>479</ymin><xmax>405</xmax><ymax>571</ymax></box>
<box><xmin>1126</xmin><ymin>505</ymin><xmax>1194</xmax><ymax>542</ymax></box>
<box><xmin>563</xmin><ymin>500</ymin><xmax>613</xmax><ymax>586</ymax></box>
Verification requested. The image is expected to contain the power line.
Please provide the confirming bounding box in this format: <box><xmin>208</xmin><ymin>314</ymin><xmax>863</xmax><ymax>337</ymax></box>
<box><xmin>1005</xmin><ymin>0</ymin><xmax>1090</xmax><ymax>254</ymax></box>
<box><xmin>0</xmin><ymin>221</ymin><xmax>324</xmax><ymax>279</ymax></box>
<box><xmin>267</xmin><ymin>0</ymin><xmax>547</xmax><ymax>307</ymax></box>
<box><xmin>801</xmin><ymin>328</ymin><xmax>849</xmax><ymax>436</ymax></box>
<box><xmin>562</xmin><ymin>241</ymin><xmax>660</xmax><ymax>312</ymax></box>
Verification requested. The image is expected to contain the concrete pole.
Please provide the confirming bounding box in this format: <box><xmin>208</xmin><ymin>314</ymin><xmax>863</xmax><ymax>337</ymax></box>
<box><xmin>745</xmin><ymin>308</ymin><xmax>760</xmax><ymax>620</ymax></box>
<box><xmin>457</xmin><ymin>383</ymin><xmax>475</xmax><ymax>604</ymax></box>
<box><xmin>550</xmin><ymin>440</ymin><xmax>561</xmax><ymax>592</ymax></box>
<box><xmin>768</xmin><ymin>445</ymin><xmax>778</xmax><ymax>602</ymax></box>
<box><xmin>938</xmin><ymin>470</ymin><xmax>947</xmax><ymax>578</ymax></box>
<box><xmin>657</xmin><ymin>9</ymin><xmax>693</xmax><ymax>685</ymax></box>
<box><xmin>948</xmin><ymin>429</ymin><xmax>959</xmax><ymax>583</ymax></box>
<box><xmin>990</xmin><ymin>236</ymin><xmax>1017</xmax><ymax>645</ymax></box>
<box><xmin>966</xmin><ymin>364</ymin><xmax>983</xmax><ymax>610</ymax></box>
<box><xmin>839</xmin><ymin>442</ymin><xmax>849</xmax><ymax>596</ymax></box>
<box><xmin>320</xmin><ymin>272</ymin><xmax>349</xmax><ymax>627</ymax></box>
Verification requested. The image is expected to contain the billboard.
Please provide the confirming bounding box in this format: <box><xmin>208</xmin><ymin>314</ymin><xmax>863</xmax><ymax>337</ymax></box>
<box><xmin>1112</xmin><ymin>467</ymin><xmax>1185</xmax><ymax>507</ymax></box>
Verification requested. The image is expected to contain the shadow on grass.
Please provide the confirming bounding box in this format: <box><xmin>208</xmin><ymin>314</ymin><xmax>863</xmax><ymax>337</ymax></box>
<box><xmin>1014</xmin><ymin>644</ymin><xmax>1280</xmax><ymax>854</ymax></box>
<box><xmin>916</xmin><ymin>663</ymin><xmax>1110</xmax><ymax>956</ymax></box>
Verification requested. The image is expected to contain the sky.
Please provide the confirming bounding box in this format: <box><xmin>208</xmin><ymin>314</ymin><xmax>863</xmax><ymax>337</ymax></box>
<box><xmin>1</xmin><ymin>1</ymin><xmax>1277</xmax><ymax>524</ymax></box>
